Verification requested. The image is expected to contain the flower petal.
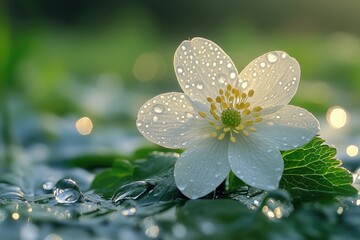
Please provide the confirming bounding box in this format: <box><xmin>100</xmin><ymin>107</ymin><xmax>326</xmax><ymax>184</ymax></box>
<box><xmin>174</xmin><ymin>37</ymin><xmax>239</xmax><ymax>104</ymax></box>
<box><xmin>228</xmin><ymin>135</ymin><xmax>283</xmax><ymax>191</ymax></box>
<box><xmin>238</xmin><ymin>51</ymin><xmax>300</xmax><ymax>109</ymax></box>
<box><xmin>136</xmin><ymin>92</ymin><xmax>212</xmax><ymax>149</ymax></box>
<box><xmin>174</xmin><ymin>138</ymin><xmax>230</xmax><ymax>199</ymax></box>
<box><xmin>253</xmin><ymin>105</ymin><xmax>320</xmax><ymax>150</ymax></box>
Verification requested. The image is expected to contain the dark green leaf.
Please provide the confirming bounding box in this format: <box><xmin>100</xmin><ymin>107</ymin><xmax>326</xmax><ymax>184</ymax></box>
<box><xmin>280</xmin><ymin>137</ymin><xmax>357</xmax><ymax>203</ymax></box>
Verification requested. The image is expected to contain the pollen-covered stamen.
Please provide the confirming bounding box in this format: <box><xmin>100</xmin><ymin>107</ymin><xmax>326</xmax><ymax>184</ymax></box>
<box><xmin>201</xmin><ymin>83</ymin><xmax>264</xmax><ymax>141</ymax></box>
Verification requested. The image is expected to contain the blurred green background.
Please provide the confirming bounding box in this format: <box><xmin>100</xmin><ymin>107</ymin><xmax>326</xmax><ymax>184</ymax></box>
<box><xmin>1</xmin><ymin>0</ymin><xmax>360</xmax><ymax>164</ymax></box>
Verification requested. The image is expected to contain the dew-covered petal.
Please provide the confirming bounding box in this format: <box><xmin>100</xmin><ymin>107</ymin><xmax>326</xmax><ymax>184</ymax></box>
<box><xmin>174</xmin><ymin>37</ymin><xmax>239</xmax><ymax>104</ymax></box>
<box><xmin>174</xmin><ymin>138</ymin><xmax>230</xmax><ymax>199</ymax></box>
<box><xmin>136</xmin><ymin>92</ymin><xmax>211</xmax><ymax>149</ymax></box>
<box><xmin>228</xmin><ymin>135</ymin><xmax>283</xmax><ymax>191</ymax></box>
<box><xmin>253</xmin><ymin>105</ymin><xmax>320</xmax><ymax>151</ymax></box>
<box><xmin>237</xmin><ymin>51</ymin><xmax>300</xmax><ymax>109</ymax></box>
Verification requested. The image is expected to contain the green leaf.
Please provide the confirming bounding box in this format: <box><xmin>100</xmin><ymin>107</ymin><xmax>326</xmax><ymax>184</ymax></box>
<box><xmin>90</xmin><ymin>152</ymin><xmax>183</xmax><ymax>203</ymax></box>
<box><xmin>280</xmin><ymin>137</ymin><xmax>357</xmax><ymax>203</ymax></box>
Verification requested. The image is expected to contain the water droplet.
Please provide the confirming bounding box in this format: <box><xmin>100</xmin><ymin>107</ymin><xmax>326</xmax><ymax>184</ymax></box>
<box><xmin>177</xmin><ymin>182</ymin><xmax>187</xmax><ymax>191</ymax></box>
<box><xmin>186</xmin><ymin>113</ymin><xmax>194</xmax><ymax>118</ymax></box>
<box><xmin>53</xmin><ymin>179</ymin><xmax>82</xmax><ymax>204</ymax></box>
<box><xmin>281</xmin><ymin>53</ymin><xmax>287</xmax><ymax>59</ymax></box>
<box><xmin>227</xmin><ymin>63</ymin><xmax>232</xmax><ymax>68</ymax></box>
<box><xmin>121</xmin><ymin>200</ymin><xmax>137</xmax><ymax>216</ymax></box>
<box><xmin>152</xmin><ymin>116</ymin><xmax>158</xmax><ymax>122</ymax></box>
<box><xmin>252</xmin><ymin>72</ymin><xmax>257</xmax><ymax>77</ymax></box>
<box><xmin>177</xmin><ymin>67</ymin><xmax>184</xmax><ymax>74</ymax></box>
<box><xmin>136</xmin><ymin>122</ymin><xmax>142</xmax><ymax>127</ymax></box>
<box><xmin>274</xmin><ymin>167</ymin><xmax>282</xmax><ymax>172</ymax></box>
<box><xmin>181</xmin><ymin>45</ymin><xmax>186</xmax><ymax>51</ymax></box>
<box><xmin>241</xmin><ymin>81</ymin><xmax>248</xmax><ymax>89</ymax></box>
<box><xmin>230</xmin><ymin>71</ymin><xmax>236</xmax><ymax>79</ymax></box>
<box><xmin>196</xmin><ymin>82</ymin><xmax>204</xmax><ymax>90</ymax></box>
<box><xmin>260</xmin><ymin>62</ymin><xmax>266</xmax><ymax>68</ymax></box>
<box><xmin>217</xmin><ymin>74</ymin><xmax>226</xmax><ymax>84</ymax></box>
<box><xmin>42</xmin><ymin>181</ymin><xmax>54</xmax><ymax>191</ymax></box>
<box><xmin>153</xmin><ymin>104</ymin><xmax>164</xmax><ymax>114</ymax></box>
<box><xmin>267</xmin><ymin>53</ymin><xmax>278</xmax><ymax>63</ymax></box>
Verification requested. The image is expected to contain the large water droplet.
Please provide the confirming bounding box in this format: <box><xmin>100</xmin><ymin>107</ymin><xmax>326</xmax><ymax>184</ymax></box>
<box><xmin>153</xmin><ymin>104</ymin><xmax>164</xmax><ymax>114</ymax></box>
<box><xmin>53</xmin><ymin>179</ymin><xmax>82</xmax><ymax>204</ymax></box>
<box><xmin>267</xmin><ymin>53</ymin><xmax>278</xmax><ymax>63</ymax></box>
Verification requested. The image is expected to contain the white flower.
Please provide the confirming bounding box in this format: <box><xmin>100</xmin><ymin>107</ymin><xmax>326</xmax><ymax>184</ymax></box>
<box><xmin>136</xmin><ymin>37</ymin><xmax>320</xmax><ymax>199</ymax></box>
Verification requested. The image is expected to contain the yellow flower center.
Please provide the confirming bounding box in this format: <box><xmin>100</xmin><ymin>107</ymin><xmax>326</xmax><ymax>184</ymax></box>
<box><xmin>198</xmin><ymin>84</ymin><xmax>263</xmax><ymax>143</ymax></box>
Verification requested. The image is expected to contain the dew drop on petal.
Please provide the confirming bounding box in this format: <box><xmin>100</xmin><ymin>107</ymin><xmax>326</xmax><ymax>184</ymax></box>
<box><xmin>241</xmin><ymin>81</ymin><xmax>248</xmax><ymax>89</ymax></box>
<box><xmin>230</xmin><ymin>71</ymin><xmax>237</xmax><ymax>79</ymax></box>
<box><xmin>177</xmin><ymin>67</ymin><xmax>184</xmax><ymax>74</ymax></box>
<box><xmin>186</xmin><ymin>112</ymin><xmax>194</xmax><ymax>118</ymax></box>
<box><xmin>260</xmin><ymin>62</ymin><xmax>266</xmax><ymax>68</ymax></box>
<box><xmin>152</xmin><ymin>116</ymin><xmax>158</xmax><ymax>122</ymax></box>
<box><xmin>281</xmin><ymin>52</ymin><xmax>287</xmax><ymax>59</ymax></box>
<box><xmin>267</xmin><ymin>53</ymin><xmax>278</xmax><ymax>63</ymax></box>
<box><xmin>153</xmin><ymin>104</ymin><xmax>164</xmax><ymax>114</ymax></box>
<box><xmin>196</xmin><ymin>82</ymin><xmax>204</xmax><ymax>90</ymax></box>
<box><xmin>217</xmin><ymin>74</ymin><xmax>226</xmax><ymax>84</ymax></box>
<box><xmin>177</xmin><ymin>182</ymin><xmax>187</xmax><ymax>191</ymax></box>
<box><xmin>227</xmin><ymin>63</ymin><xmax>232</xmax><ymax>68</ymax></box>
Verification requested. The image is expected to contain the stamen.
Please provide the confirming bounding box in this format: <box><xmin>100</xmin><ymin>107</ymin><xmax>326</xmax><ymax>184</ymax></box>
<box><xmin>243</xmin><ymin>109</ymin><xmax>251</xmax><ymax>115</ymax></box>
<box><xmin>244</xmin><ymin>102</ymin><xmax>250</xmax><ymax>109</ymax></box>
<box><xmin>219</xmin><ymin>89</ymin><xmax>224</xmax><ymax>95</ymax></box>
<box><xmin>218</xmin><ymin>133</ymin><xmax>225</xmax><ymax>140</ymax></box>
<box><xmin>245</xmin><ymin>120</ymin><xmax>253</xmax><ymax>126</ymax></box>
<box><xmin>223</xmin><ymin>127</ymin><xmax>230</xmax><ymax>133</ymax></box>
<box><xmin>198</xmin><ymin>111</ymin><xmax>207</xmax><ymax>118</ymax></box>
<box><xmin>230</xmin><ymin>136</ymin><xmax>236</xmax><ymax>143</ymax></box>
<box><xmin>253</xmin><ymin>106</ymin><xmax>262</xmax><ymax>112</ymax></box>
<box><xmin>248</xmin><ymin>89</ymin><xmax>254</xmax><ymax>97</ymax></box>
<box><xmin>210</xmin><ymin>109</ymin><xmax>220</xmax><ymax>120</ymax></box>
<box><xmin>211</xmin><ymin>104</ymin><xmax>217</xmax><ymax>110</ymax></box>
<box><xmin>235</xmin><ymin>124</ymin><xmax>244</xmax><ymax>130</ymax></box>
<box><xmin>207</xmin><ymin>97</ymin><xmax>213</xmax><ymax>102</ymax></box>
<box><xmin>241</xmin><ymin>93</ymin><xmax>247</xmax><ymax>99</ymax></box>
<box><xmin>253</xmin><ymin>113</ymin><xmax>261</xmax><ymax>117</ymax></box>
<box><xmin>216</xmin><ymin>96</ymin><xmax>222</xmax><ymax>103</ymax></box>
<box><xmin>227</xmin><ymin>84</ymin><xmax>232</xmax><ymax>91</ymax></box>
<box><xmin>250</xmin><ymin>127</ymin><xmax>257</xmax><ymax>132</ymax></box>
<box><xmin>242</xmin><ymin>130</ymin><xmax>249</xmax><ymax>136</ymax></box>
<box><xmin>211</xmin><ymin>132</ymin><xmax>217</xmax><ymax>138</ymax></box>
<box><xmin>255</xmin><ymin>117</ymin><xmax>263</xmax><ymax>122</ymax></box>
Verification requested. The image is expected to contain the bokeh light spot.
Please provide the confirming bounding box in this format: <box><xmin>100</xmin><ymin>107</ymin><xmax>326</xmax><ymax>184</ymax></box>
<box><xmin>326</xmin><ymin>106</ymin><xmax>347</xmax><ymax>129</ymax></box>
<box><xmin>346</xmin><ymin>145</ymin><xmax>359</xmax><ymax>157</ymax></box>
<box><xmin>133</xmin><ymin>52</ymin><xmax>165</xmax><ymax>82</ymax></box>
<box><xmin>76</xmin><ymin>117</ymin><xmax>93</xmax><ymax>135</ymax></box>
<box><xmin>12</xmin><ymin>212</ymin><xmax>20</xmax><ymax>220</ymax></box>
